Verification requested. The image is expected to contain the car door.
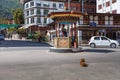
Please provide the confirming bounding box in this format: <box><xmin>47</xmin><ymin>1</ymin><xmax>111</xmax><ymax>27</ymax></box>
<box><xmin>93</xmin><ymin>37</ymin><xmax>101</xmax><ymax>46</ymax></box>
<box><xmin>101</xmin><ymin>37</ymin><xmax>111</xmax><ymax>46</ymax></box>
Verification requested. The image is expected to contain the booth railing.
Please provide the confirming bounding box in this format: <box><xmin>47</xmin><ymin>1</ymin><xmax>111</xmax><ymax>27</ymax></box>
<box><xmin>54</xmin><ymin>37</ymin><xmax>72</xmax><ymax>48</ymax></box>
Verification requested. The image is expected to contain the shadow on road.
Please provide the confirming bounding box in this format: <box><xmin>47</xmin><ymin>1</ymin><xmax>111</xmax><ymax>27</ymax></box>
<box><xmin>83</xmin><ymin>48</ymin><xmax>115</xmax><ymax>53</ymax></box>
<box><xmin>0</xmin><ymin>40</ymin><xmax>52</xmax><ymax>47</ymax></box>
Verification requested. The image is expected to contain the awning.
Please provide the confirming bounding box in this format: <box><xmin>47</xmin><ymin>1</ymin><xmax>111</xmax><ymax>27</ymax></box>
<box><xmin>59</xmin><ymin>22</ymin><xmax>72</xmax><ymax>24</ymax></box>
<box><xmin>19</xmin><ymin>24</ymin><xmax>38</xmax><ymax>29</ymax></box>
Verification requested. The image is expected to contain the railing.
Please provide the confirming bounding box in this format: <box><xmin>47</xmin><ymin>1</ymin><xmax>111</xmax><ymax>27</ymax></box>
<box><xmin>54</xmin><ymin>37</ymin><xmax>72</xmax><ymax>48</ymax></box>
<box><xmin>78</xmin><ymin>24</ymin><xmax>120</xmax><ymax>27</ymax></box>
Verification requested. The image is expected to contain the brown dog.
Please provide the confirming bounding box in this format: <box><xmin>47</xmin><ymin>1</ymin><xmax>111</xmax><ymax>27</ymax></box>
<box><xmin>80</xmin><ymin>58</ymin><xmax>88</xmax><ymax>67</ymax></box>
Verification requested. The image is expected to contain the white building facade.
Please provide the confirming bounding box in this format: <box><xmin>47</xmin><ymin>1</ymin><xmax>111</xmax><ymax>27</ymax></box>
<box><xmin>97</xmin><ymin>0</ymin><xmax>120</xmax><ymax>14</ymax></box>
<box><xmin>24</xmin><ymin>0</ymin><xmax>65</xmax><ymax>26</ymax></box>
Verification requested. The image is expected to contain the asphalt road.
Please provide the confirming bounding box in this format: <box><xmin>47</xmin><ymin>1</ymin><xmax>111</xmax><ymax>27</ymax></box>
<box><xmin>0</xmin><ymin>40</ymin><xmax>120</xmax><ymax>80</ymax></box>
<box><xmin>0</xmin><ymin>39</ymin><xmax>51</xmax><ymax>51</ymax></box>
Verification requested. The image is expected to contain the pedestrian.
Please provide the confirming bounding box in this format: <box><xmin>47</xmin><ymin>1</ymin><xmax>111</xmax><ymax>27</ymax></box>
<box><xmin>8</xmin><ymin>34</ymin><xmax>10</xmax><ymax>39</ymax></box>
<box><xmin>10</xmin><ymin>34</ymin><xmax>12</xmax><ymax>40</ymax></box>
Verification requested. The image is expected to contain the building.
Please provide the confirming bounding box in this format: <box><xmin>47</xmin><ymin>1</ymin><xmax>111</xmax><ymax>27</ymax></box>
<box><xmin>64</xmin><ymin>0</ymin><xmax>96</xmax><ymax>13</ymax></box>
<box><xmin>24</xmin><ymin>0</ymin><xmax>65</xmax><ymax>26</ymax></box>
<box><xmin>47</xmin><ymin>12</ymin><xmax>120</xmax><ymax>44</ymax></box>
<box><xmin>23</xmin><ymin>0</ymin><xmax>96</xmax><ymax>26</ymax></box>
<box><xmin>77</xmin><ymin>13</ymin><xmax>120</xmax><ymax>43</ymax></box>
<box><xmin>23</xmin><ymin>0</ymin><xmax>120</xmax><ymax>44</ymax></box>
<box><xmin>97</xmin><ymin>0</ymin><xmax>120</xmax><ymax>14</ymax></box>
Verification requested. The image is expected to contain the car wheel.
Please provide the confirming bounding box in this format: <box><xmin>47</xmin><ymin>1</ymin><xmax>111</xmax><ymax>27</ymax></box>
<box><xmin>90</xmin><ymin>43</ymin><xmax>96</xmax><ymax>48</ymax></box>
<box><xmin>110</xmin><ymin>43</ymin><xmax>116</xmax><ymax>48</ymax></box>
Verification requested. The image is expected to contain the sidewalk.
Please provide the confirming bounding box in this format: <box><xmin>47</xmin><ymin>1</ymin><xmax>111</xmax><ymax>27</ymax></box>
<box><xmin>48</xmin><ymin>42</ymin><xmax>89</xmax><ymax>47</ymax></box>
<box><xmin>79</xmin><ymin>43</ymin><xmax>89</xmax><ymax>47</ymax></box>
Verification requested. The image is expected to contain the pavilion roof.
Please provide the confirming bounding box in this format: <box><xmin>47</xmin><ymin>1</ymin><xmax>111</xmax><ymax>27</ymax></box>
<box><xmin>48</xmin><ymin>11</ymin><xmax>83</xmax><ymax>19</ymax></box>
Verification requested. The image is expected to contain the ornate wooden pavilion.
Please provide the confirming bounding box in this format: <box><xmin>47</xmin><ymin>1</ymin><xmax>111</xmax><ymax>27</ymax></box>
<box><xmin>48</xmin><ymin>11</ymin><xmax>83</xmax><ymax>49</ymax></box>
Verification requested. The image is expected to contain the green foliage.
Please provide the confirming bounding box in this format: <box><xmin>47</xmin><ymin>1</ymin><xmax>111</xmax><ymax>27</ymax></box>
<box><xmin>32</xmin><ymin>33</ymin><xmax>40</xmax><ymax>39</ymax></box>
<box><xmin>27</xmin><ymin>33</ymin><xmax>33</xmax><ymax>39</ymax></box>
<box><xmin>17</xmin><ymin>28</ymin><xmax>26</xmax><ymax>37</ymax></box>
<box><xmin>27</xmin><ymin>31</ymin><xmax>41</xmax><ymax>39</ymax></box>
<box><xmin>32</xmin><ymin>31</ymin><xmax>41</xmax><ymax>39</ymax></box>
<box><xmin>44</xmin><ymin>35</ymin><xmax>49</xmax><ymax>42</ymax></box>
<box><xmin>8</xmin><ymin>27</ymin><xmax>17</xmax><ymax>34</ymax></box>
<box><xmin>18</xmin><ymin>29</ymin><xmax>26</xmax><ymax>34</ymax></box>
<box><xmin>0</xmin><ymin>0</ymin><xmax>22</xmax><ymax>20</ymax></box>
<box><xmin>13</xmin><ymin>8</ymin><xmax>24</xmax><ymax>24</ymax></box>
<box><xmin>0</xmin><ymin>18</ymin><xmax>8</xmax><ymax>24</ymax></box>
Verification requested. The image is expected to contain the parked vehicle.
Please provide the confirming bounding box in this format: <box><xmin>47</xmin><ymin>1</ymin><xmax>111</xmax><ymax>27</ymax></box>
<box><xmin>0</xmin><ymin>34</ymin><xmax>5</xmax><ymax>41</ymax></box>
<box><xmin>88</xmin><ymin>36</ymin><xmax>119</xmax><ymax>48</ymax></box>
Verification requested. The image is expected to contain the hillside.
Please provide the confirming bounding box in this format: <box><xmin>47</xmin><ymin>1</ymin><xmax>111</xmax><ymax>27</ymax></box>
<box><xmin>0</xmin><ymin>0</ymin><xmax>22</xmax><ymax>19</ymax></box>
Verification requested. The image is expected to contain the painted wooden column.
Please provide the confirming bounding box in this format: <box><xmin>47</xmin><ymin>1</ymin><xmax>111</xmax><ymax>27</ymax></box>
<box><xmin>74</xmin><ymin>22</ymin><xmax>78</xmax><ymax>48</ymax></box>
<box><xmin>61</xmin><ymin>24</ymin><xmax>65</xmax><ymax>37</ymax></box>
<box><xmin>74</xmin><ymin>22</ymin><xmax>77</xmax><ymax>37</ymax></box>
<box><xmin>57</xmin><ymin>23</ymin><xmax>60</xmax><ymax>37</ymax></box>
<box><xmin>55</xmin><ymin>22</ymin><xmax>57</xmax><ymax>37</ymax></box>
<box><xmin>70</xmin><ymin>24</ymin><xmax>73</xmax><ymax>37</ymax></box>
<box><xmin>59</xmin><ymin>24</ymin><xmax>62</xmax><ymax>37</ymax></box>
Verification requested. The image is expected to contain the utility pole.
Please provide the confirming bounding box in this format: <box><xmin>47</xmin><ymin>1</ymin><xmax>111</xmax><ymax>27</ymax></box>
<box><xmin>82</xmin><ymin>0</ymin><xmax>84</xmax><ymax>13</ymax></box>
<box><xmin>68</xmin><ymin>0</ymin><xmax>70</xmax><ymax>11</ymax></box>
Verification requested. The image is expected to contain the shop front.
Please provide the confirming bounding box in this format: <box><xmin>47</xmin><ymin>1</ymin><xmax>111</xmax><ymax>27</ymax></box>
<box><xmin>78</xmin><ymin>26</ymin><xmax>120</xmax><ymax>44</ymax></box>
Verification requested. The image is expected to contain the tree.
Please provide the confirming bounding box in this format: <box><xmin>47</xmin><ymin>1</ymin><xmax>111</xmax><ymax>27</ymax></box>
<box><xmin>13</xmin><ymin>8</ymin><xmax>24</xmax><ymax>24</ymax></box>
<box><xmin>17</xmin><ymin>28</ymin><xmax>26</xmax><ymax>37</ymax></box>
<box><xmin>8</xmin><ymin>27</ymin><xmax>17</xmax><ymax>34</ymax></box>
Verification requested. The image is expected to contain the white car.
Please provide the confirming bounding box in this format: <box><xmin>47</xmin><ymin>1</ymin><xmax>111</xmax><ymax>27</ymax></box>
<box><xmin>88</xmin><ymin>36</ymin><xmax>119</xmax><ymax>48</ymax></box>
<box><xmin>0</xmin><ymin>34</ymin><xmax>5</xmax><ymax>41</ymax></box>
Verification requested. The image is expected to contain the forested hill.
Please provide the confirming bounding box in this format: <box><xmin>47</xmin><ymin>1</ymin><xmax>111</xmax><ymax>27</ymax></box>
<box><xmin>0</xmin><ymin>0</ymin><xmax>22</xmax><ymax>19</ymax></box>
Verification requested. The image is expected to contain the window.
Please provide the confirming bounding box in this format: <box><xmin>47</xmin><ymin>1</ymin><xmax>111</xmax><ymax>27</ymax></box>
<box><xmin>26</xmin><ymin>4</ymin><xmax>29</xmax><ymax>8</ymax></box>
<box><xmin>37</xmin><ymin>9</ymin><xmax>41</xmax><ymax>15</ymax></box>
<box><xmin>106</xmin><ymin>1</ymin><xmax>110</xmax><ymax>7</ymax></box>
<box><xmin>27</xmin><ymin>18</ymin><xmax>29</xmax><ymax>24</ymax></box>
<box><xmin>113</xmin><ymin>16</ymin><xmax>120</xmax><ymax>25</ymax></box>
<box><xmin>30</xmin><ymin>2</ymin><xmax>34</xmax><ymax>7</ymax></box>
<box><xmin>59</xmin><ymin>3</ymin><xmax>64</xmax><ymax>9</ymax></box>
<box><xmin>30</xmin><ymin>9</ymin><xmax>34</xmax><ymax>15</ymax></box>
<box><xmin>37</xmin><ymin>17</ymin><xmax>41</xmax><ymax>23</ymax></box>
<box><xmin>71</xmin><ymin>6</ymin><xmax>76</xmax><ymax>11</ymax></box>
<box><xmin>36</xmin><ymin>3</ymin><xmax>41</xmax><ymax>7</ymax></box>
<box><xmin>98</xmin><ymin>16</ymin><xmax>105</xmax><ymax>25</ymax></box>
<box><xmin>31</xmin><ymin>17</ymin><xmax>34</xmax><ymax>23</ymax></box>
<box><xmin>26</xmin><ymin>11</ymin><xmax>29</xmax><ymax>16</ymax></box>
<box><xmin>101</xmin><ymin>37</ymin><xmax>108</xmax><ymax>40</ymax></box>
<box><xmin>44</xmin><ymin>18</ymin><xmax>47</xmax><ymax>24</ymax></box>
<box><xmin>98</xmin><ymin>4</ymin><xmax>102</xmax><ymax>10</ymax></box>
<box><xmin>43</xmin><ymin>3</ymin><xmax>49</xmax><ymax>7</ymax></box>
<box><xmin>92</xmin><ymin>9</ymin><xmax>95</xmax><ymax>12</ymax></box>
<box><xmin>107</xmin><ymin>11</ymin><xmax>110</xmax><ymax>13</ymax></box>
<box><xmin>94</xmin><ymin>37</ymin><xmax>100</xmax><ymax>40</ymax></box>
<box><xmin>83</xmin><ymin>15</ymin><xmax>89</xmax><ymax>25</ymax></box>
<box><xmin>103</xmin><ymin>3</ymin><xmax>105</xmax><ymax>7</ymax></box>
<box><xmin>44</xmin><ymin>9</ymin><xmax>49</xmax><ymax>15</ymax></box>
<box><xmin>53</xmin><ymin>3</ymin><xmax>56</xmax><ymax>8</ymax></box>
<box><xmin>112</xmin><ymin>10</ymin><xmax>117</xmax><ymax>14</ymax></box>
<box><xmin>112</xmin><ymin>0</ymin><xmax>116</xmax><ymax>3</ymax></box>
